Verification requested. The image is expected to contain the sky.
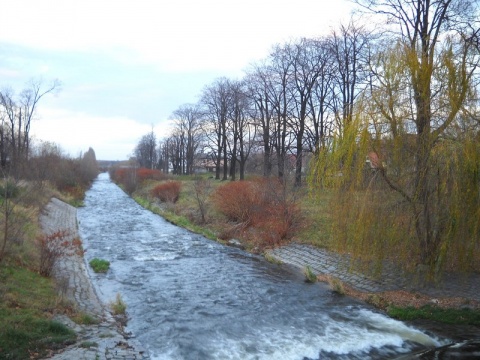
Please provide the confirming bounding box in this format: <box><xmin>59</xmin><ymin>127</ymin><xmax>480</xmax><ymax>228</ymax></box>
<box><xmin>0</xmin><ymin>0</ymin><xmax>354</xmax><ymax>160</ymax></box>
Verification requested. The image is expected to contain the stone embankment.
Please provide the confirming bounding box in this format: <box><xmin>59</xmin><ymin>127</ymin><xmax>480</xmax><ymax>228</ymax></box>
<box><xmin>40</xmin><ymin>198</ymin><xmax>149</xmax><ymax>360</ymax></box>
<box><xmin>266</xmin><ymin>243</ymin><xmax>480</xmax><ymax>302</ymax></box>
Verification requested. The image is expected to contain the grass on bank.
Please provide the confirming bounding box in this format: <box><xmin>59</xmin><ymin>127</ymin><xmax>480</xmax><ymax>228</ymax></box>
<box><xmin>388</xmin><ymin>305</ymin><xmax>480</xmax><ymax>326</ymax></box>
<box><xmin>0</xmin><ymin>266</ymin><xmax>76</xmax><ymax>359</ymax></box>
<box><xmin>0</xmin><ymin>180</ymin><xmax>90</xmax><ymax>359</ymax></box>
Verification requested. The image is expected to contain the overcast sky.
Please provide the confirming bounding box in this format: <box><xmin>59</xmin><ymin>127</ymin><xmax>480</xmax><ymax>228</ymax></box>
<box><xmin>0</xmin><ymin>0</ymin><xmax>354</xmax><ymax>160</ymax></box>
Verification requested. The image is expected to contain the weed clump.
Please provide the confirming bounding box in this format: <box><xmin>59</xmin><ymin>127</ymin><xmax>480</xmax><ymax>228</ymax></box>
<box><xmin>304</xmin><ymin>266</ymin><xmax>317</xmax><ymax>283</ymax></box>
<box><xmin>109</xmin><ymin>293</ymin><xmax>127</xmax><ymax>315</ymax></box>
<box><xmin>326</xmin><ymin>275</ymin><xmax>346</xmax><ymax>295</ymax></box>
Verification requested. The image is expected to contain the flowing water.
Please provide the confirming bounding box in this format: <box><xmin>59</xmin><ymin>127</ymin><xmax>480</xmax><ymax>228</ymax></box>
<box><xmin>78</xmin><ymin>173</ymin><xmax>446</xmax><ymax>359</ymax></box>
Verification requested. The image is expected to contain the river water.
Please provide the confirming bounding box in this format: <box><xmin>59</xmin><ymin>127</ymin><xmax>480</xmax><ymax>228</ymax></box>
<box><xmin>78</xmin><ymin>173</ymin><xmax>446</xmax><ymax>359</ymax></box>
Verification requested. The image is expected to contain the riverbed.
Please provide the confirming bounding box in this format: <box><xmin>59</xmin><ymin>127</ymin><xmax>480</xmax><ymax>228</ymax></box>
<box><xmin>78</xmin><ymin>173</ymin><xmax>446</xmax><ymax>359</ymax></box>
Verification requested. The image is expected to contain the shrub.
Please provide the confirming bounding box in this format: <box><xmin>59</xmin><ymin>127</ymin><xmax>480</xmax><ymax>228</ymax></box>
<box><xmin>193</xmin><ymin>176</ymin><xmax>212</xmax><ymax>223</ymax></box>
<box><xmin>151</xmin><ymin>181</ymin><xmax>181</xmax><ymax>203</ymax></box>
<box><xmin>136</xmin><ymin>168</ymin><xmax>166</xmax><ymax>182</ymax></box>
<box><xmin>37</xmin><ymin>230</ymin><xmax>75</xmax><ymax>277</ymax></box>
<box><xmin>110</xmin><ymin>167</ymin><xmax>167</xmax><ymax>194</ymax></box>
<box><xmin>212</xmin><ymin>181</ymin><xmax>259</xmax><ymax>224</ymax></box>
<box><xmin>213</xmin><ymin>178</ymin><xmax>303</xmax><ymax>246</ymax></box>
<box><xmin>89</xmin><ymin>258</ymin><xmax>110</xmax><ymax>273</ymax></box>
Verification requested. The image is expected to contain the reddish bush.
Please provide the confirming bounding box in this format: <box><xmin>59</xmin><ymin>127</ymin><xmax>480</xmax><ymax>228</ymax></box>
<box><xmin>110</xmin><ymin>167</ymin><xmax>167</xmax><ymax>194</ymax></box>
<box><xmin>136</xmin><ymin>168</ymin><xmax>166</xmax><ymax>182</ymax></box>
<box><xmin>213</xmin><ymin>181</ymin><xmax>260</xmax><ymax>224</ymax></box>
<box><xmin>37</xmin><ymin>230</ymin><xmax>83</xmax><ymax>277</ymax></box>
<box><xmin>151</xmin><ymin>181</ymin><xmax>181</xmax><ymax>203</ymax></box>
<box><xmin>213</xmin><ymin>178</ymin><xmax>302</xmax><ymax>246</ymax></box>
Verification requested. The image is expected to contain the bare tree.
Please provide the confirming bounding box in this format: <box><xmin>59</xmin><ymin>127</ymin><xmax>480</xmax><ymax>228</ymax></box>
<box><xmin>305</xmin><ymin>36</ymin><xmax>337</xmax><ymax>153</ymax></box>
<box><xmin>268</xmin><ymin>44</ymin><xmax>295</xmax><ymax>180</ymax></box>
<box><xmin>245</xmin><ymin>63</ymin><xmax>276</xmax><ymax>176</ymax></box>
<box><xmin>0</xmin><ymin>79</ymin><xmax>60</xmax><ymax>178</ymax></box>
<box><xmin>287</xmin><ymin>38</ymin><xmax>327</xmax><ymax>186</ymax></box>
<box><xmin>157</xmin><ymin>138</ymin><xmax>170</xmax><ymax>173</ymax></box>
<box><xmin>329</xmin><ymin>20</ymin><xmax>372</xmax><ymax>134</ymax></box>
<box><xmin>200</xmin><ymin>78</ymin><xmax>232</xmax><ymax>180</ymax></box>
<box><xmin>171</xmin><ymin>104</ymin><xmax>203</xmax><ymax>175</ymax></box>
<box><xmin>135</xmin><ymin>130</ymin><xmax>157</xmax><ymax>169</ymax></box>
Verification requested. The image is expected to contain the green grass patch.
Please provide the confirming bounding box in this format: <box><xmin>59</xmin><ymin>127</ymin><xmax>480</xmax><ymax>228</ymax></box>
<box><xmin>264</xmin><ymin>252</ymin><xmax>283</xmax><ymax>265</ymax></box>
<box><xmin>296</xmin><ymin>190</ymin><xmax>334</xmax><ymax>248</ymax></box>
<box><xmin>72</xmin><ymin>312</ymin><xmax>99</xmax><ymax>325</ymax></box>
<box><xmin>89</xmin><ymin>258</ymin><xmax>110</xmax><ymax>273</ymax></box>
<box><xmin>387</xmin><ymin>305</ymin><xmax>480</xmax><ymax>326</ymax></box>
<box><xmin>109</xmin><ymin>293</ymin><xmax>127</xmax><ymax>315</ymax></box>
<box><xmin>0</xmin><ymin>266</ymin><xmax>76</xmax><ymax>359</ymax></box>
<box><xmin>303</xmin><ymin>265</ymin><xmax>317</xmax><ymax>283</ymax></box>
<box><xmin>79</xmin><ymin>341</ymin><xmax>98</xmax><ymax>348</ymax></box>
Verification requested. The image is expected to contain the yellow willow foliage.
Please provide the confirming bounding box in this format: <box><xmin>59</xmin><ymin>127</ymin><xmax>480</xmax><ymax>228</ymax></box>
<box><xmin>308</xmin><ymin>115</ymin><xmax>414</xmax><ymax>275</ymax></box>
<box><xmin>437</xmin><ymin>135</ymin><xmax>480</xmax><ymax>272</ymax></box>
<box><xmin>308</xmin><ymin>115</ymin><xmax>370</xmax><ymax>191</ymax></box>
<box><xmin>308</xmin><ymin>116</ymin><xmax>480</xmax><ymax>276</ymax></box>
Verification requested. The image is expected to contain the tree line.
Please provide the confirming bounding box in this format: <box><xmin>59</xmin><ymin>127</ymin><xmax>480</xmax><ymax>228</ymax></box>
<box><xmin>135</xmin><ymin>0</ymin><xmax>480</xmax><ymax>277</ymax></box>
<box><xmin>135</xmin><ymin>19</ymin><xmax>374</xmax><ymax>186</ymax></box>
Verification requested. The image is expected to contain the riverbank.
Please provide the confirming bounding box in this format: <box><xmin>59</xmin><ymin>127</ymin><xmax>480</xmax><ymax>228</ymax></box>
<box><xmin>40</xmin><ymin>198</ymin><xmax>149</xmax><ymax>359</ymax></box>
<box><xmin>266</xmin><ymin>244</ymin><xmax>480</xmax><ymax>304</ymax></box>
<box><xmin>42</xmin><ymin>195</ymin><xmax>480</xmax><ymax>358</ymax></box>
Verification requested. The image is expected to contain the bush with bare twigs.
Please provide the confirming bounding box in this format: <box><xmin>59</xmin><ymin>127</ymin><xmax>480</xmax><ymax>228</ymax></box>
<box><xmin>213</xmin><ymin>178</ymin><xmax>302</xmax><ymax>247</ymax></box>
<box><xmin>37</xmin><ymin>230</ymin><xmax>82</xmax><ymax>277</ymax></box>
<box><xmin>151</xmin><ymin>181</ymin><xmax>181</xmax><ymax>203</ymax></box>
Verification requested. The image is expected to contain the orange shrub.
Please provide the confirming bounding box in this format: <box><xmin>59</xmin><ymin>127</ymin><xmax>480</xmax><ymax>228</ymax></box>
<box><xmin>151</xmin><ymin>181</ymin><xmax>181</xmax><ymax>203</ymax></box>
<box><xmin>212</xmin><ymin>181</ymin><xmax>260</xmax><ymax>224</ymax></box>
<box><xmin>213</xmin><ymin>178</ymin><xmax>302</xmax><ymax>246</ymax></box>
<box><xmin>136</xmin><ymin>168</ymin><xmax>166</xmax><ymax>182</ymax></box>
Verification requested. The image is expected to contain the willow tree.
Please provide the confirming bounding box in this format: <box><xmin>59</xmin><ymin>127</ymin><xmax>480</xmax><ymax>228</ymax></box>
<box><xmin>310</xmin><ymin>0</ymin><xmax>480</xmax><ymax>279</ymax></box>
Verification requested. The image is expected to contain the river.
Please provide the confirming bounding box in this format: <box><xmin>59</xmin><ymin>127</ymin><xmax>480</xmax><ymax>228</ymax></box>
<box><xmin>77</xmin><ymin>173</ymin><xmax>446</xmax><ymax>359</ymax></box>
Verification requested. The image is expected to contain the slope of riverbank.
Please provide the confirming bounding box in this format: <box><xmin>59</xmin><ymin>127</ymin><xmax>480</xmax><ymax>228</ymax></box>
<box><xmin>40</xmin><ymin>198</ymin><xmax>149</xmax><ymax>359</ymax></box>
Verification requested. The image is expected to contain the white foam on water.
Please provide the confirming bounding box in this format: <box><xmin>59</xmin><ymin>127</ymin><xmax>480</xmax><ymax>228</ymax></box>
<box><xmin>354</xmin><ymin>308</ymin><xmax>443</xmax><ymax>348</ymax></box>
<box><xmin>146</xmin><ymin>310</ymin><xmax>442</xmax><ymax>360</ymax></box>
